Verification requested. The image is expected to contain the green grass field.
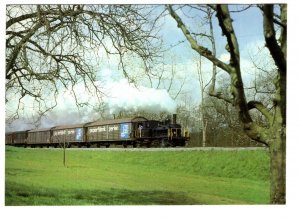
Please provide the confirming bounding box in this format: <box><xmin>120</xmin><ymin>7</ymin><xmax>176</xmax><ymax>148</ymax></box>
<box><xmin>5</xmin><ymin>146</ymin><xmax>270</xmax><ymax>205</ymax></box>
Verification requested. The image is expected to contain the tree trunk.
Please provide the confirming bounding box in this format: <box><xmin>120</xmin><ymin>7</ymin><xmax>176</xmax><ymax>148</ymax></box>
<box><xmin>202</xmin><ymin>120</ymin><xmax>207</xmax><ymax>147</ymax></box>
<box><xmin>261</xmin><ymin>4</ymin><xmax>286</xmax><ymax>203</ymax></box>
<box><xmin>269</xmin><ymin>126</ymin><xmax>286</xmax><ymax>204</ymax></box>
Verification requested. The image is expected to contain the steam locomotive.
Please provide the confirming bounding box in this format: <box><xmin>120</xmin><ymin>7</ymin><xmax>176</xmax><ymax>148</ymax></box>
<box><xmin>5</xmin><ymin>114</ymin><xmax>189</xmax><ymax>148</ymax></box>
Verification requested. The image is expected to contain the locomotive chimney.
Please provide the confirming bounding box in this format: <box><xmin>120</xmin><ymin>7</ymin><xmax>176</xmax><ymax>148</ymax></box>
<box><xmin>172</xmin><ymin>114</ymin><xmax>177</xmax><ymax>125</ymax></box>
<box><xmin>165</xmin><ymin>115</ymin><xmax>171</xmax><ymax>125</ymax></box>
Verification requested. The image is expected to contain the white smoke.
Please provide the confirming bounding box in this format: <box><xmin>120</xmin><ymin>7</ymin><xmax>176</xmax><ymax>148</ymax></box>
<box><xmin>6</xmin><ymin>70</ymin><xmax>177</xmax><ymax>131</ymax></box>
<box><xmin>104</xmin><ymin>79</ymin><xmax>177</xmax><ymax>114</ymax></box>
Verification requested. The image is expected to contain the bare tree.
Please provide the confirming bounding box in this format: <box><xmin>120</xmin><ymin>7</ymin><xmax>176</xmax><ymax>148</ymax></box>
<box><xmin>53</xmin><ymin>133</ymin><xmax>69</xmax><ymax>167</ymax></box>
<box><xmin>6</xmin><ymin>5</ymin><xmax>160</xmax><ymax>123</ymax></box>
<box><xmin>196</xmin><ymin>56</ymin><xmax>210</xmax><ymax>147</ymax></box>
<box><xmin>167</xmin><ymin>4</ymin><xmax>286</xmax><ymax>204</ymax></box>
<box><xmin>141</xmin><ymin>53</ymin><xmax>187</xmax><ymax>101</ymax></box>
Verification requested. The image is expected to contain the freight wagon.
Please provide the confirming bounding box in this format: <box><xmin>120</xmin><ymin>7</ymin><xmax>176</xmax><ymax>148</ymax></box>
<box><xmin>52</xmin><ymin>123</ymin><xmax>89</xmax><ymax>147</ymax></box>
<box><xmin>6</xmin><ymin>130</ymin><xmax>29</xmax><ymax>146</ymax></box>
<box><xmin>5</xmin><ymin>132</ymin><xmax>13</xmax><ymax>145</ymax></box>
<box><xmin>27</xmin><ymin>128</ymin><xmax>52</xmax><ymax>147</ymax></box>
<box><xmin>86</xmin><ymin>117</ymin><xmax>149</xmax><ymax>147</ymax></box>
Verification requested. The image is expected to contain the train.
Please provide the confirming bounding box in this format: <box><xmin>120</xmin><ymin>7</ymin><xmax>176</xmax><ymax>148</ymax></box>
<box><xmin>5</xmin><ymin>114</ymin><xmax>190</xmax><ymax>148</ymax></box>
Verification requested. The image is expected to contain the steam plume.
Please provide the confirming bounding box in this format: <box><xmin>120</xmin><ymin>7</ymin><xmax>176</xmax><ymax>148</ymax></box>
<box><xmin>104</xmin><ymin>79</ymin><xmax>176</xmax><ymax>114</ymax></box>
<box><xmin>6</xmin><ymin>76</ymin><xmax>177</xmax><ymax>131</ymax></box>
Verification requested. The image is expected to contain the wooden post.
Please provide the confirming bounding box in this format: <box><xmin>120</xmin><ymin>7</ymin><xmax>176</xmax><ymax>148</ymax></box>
<box><xmin>63</xmin><ymin>141</ymin><xmax>66</xmax><ymax>167</ymax></box>
<box><xmin>63</xmin><ymin>133</ymin><xmax>66</xmax><ymax>167</ymax></box>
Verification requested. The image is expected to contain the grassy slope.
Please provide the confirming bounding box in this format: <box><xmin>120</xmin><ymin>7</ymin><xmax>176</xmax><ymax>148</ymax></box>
<box><xmin>5</xmin><ymin>146</ymin><xmax>270</xmax><ymax>205</ymax></box>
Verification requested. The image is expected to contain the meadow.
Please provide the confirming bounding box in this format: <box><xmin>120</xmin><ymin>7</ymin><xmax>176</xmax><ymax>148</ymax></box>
<box><xmin>5</xmin><ymin>146</ymin><xmax>270</xmax><ymax>205</ymax></box>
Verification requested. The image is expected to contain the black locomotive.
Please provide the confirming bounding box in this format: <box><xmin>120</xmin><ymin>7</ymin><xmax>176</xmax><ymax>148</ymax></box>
<box><xmin>5</xmin><ymin>114</ymin><xmax>189</xmax><ymax>148</ymax></box>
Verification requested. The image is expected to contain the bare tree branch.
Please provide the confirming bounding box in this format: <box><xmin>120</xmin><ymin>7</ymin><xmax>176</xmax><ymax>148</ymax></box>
<box><xmin>247</xmin><ymin>100</ymin><xmax>273</xmax><ymax>123</ymax></box>
<box><xmin>166</xmin><ymin>5</ymin><xmax>230</xmax><ymax>73</ymax></box>
<box><xmin>6</xmin><ymin>5</ymin><xmax>160</xmax><ymax>122</ymax></box>
<box><xmin>262</xmin><ymin>5</ymin><xmax>286</xmax><ymax>73</ymax></box>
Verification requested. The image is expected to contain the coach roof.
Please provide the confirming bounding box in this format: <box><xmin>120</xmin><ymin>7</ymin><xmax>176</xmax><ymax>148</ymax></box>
<box><xmin>28</xmin><ymin>127</ymin><xmax>53</xmax><ymax>132</ymax></box>
<box><xmin>52</xmin><ymin>123</ymin><xmax>92</xmax><ymax>130</ymax></box>
<box><xmin>6</xmin><ymin>130</ymin><xmax>29</xmax><ymax>134</ymax></box>
<box><xmin>86</xmin><ymin>116</ymin><xmax>148</xmax><ymax>127</ymax></box>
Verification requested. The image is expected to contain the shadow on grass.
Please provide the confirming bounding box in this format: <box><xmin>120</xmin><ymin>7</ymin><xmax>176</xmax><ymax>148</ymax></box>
<box><xmin>5</xmin><ymin>182</ymin><xmax>199</xmax><ymax>205</ymax></box>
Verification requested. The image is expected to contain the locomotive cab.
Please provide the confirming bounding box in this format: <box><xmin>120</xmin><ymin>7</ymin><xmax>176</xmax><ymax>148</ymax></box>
<box><xmin>134</xmin><ymin>120</ymin><xmax>161</xmax><ymax>138</ymax></box>
<box><xmin>134</xmin><ymin>114</ymin><xmax>189</xmax><ymax>147</ymax></box>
